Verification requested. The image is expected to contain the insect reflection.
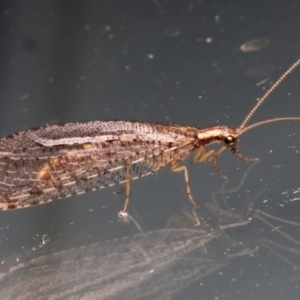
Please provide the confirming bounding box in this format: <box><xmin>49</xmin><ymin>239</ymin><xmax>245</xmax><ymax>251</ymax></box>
<box><xmin>0</xmin><ymin>167</ymin><xmax>299</xmax><ymax>300</ymax></box>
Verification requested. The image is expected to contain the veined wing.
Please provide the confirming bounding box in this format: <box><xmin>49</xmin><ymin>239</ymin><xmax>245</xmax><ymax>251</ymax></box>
<box><xmin>0</xmin><ymin>139</ymin><xmax>195</xmax><ymax>210</ymax></box>
<box><xmin>0</xmin><ymin>228</ymin><xmax>220</xmax><ymax>299</ymax></box>
<box><xmin>0</xmin><ymin>121</ymin><xmax>196</xmax><ymax>210</ymax></box>
<box><xmin>27</xmin><ymin>120</ymin><xmax>191</xmax><ymax>146</ymax></box>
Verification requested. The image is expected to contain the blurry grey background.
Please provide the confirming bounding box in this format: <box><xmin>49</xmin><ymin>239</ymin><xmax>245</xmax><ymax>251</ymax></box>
<box><xmin>0</xmin><ymin>1</ymin><xmax>300</xmax><ymax>299</ymax></box>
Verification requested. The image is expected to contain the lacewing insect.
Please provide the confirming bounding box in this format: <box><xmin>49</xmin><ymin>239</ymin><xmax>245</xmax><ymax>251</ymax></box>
<box><xmin>1</xmin><ymin>59</ymin><xmax>300</xmax><ymax>214</ymax></box>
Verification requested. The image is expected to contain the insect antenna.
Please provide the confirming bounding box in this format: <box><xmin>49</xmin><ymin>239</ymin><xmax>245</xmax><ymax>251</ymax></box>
<box><xmin>254</xmin><ymin>209</ymin><xmax>300</xmax><ymax>246</ymax></box>
<box><xmin>255</xmin><ymin>209</ymin><xmax>300</xmax><ymax>269</ymax></box>
<box><xmin>238</xmin><ymin>116</ymin><xmax>300</xmax><ymax>136</ymax></box>
<box><xmin>224</xmin><ymin>58</ymin><xmax>300</xmax><ymax>163</ymax></box>
<box><xmin>262</xmin><ymin>240</ymin><xmax>300</xmax><ymax>269</ymax></box>
<box><xmin>193</xmin><ymin>59</ymin><xmax>300</xmax><ymax>175</ymax></box>
<box><xmin>207</xmin><ymin>174</ymin><xmax>300</xmax><ymax>268</ymax></box>
<box><xmin>238</xmin><ymin>57</ymin><xmax>300</xmax><ymax>131</ymax></box>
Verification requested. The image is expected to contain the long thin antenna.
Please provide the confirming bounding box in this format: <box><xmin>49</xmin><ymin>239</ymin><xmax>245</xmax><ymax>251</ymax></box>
<box><xmin>238</xmin><ymin>116</ymin><xmax>300</xmax><ymax>135</ymax></box>
<box><xmin>239</xmin><ymin>58</ymin><xmax>300</xmax><ymax>130</ymax></box>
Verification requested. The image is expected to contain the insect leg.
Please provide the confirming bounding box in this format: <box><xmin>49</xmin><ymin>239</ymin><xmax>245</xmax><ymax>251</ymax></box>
<box><xmin>170</xmin><ymin>163</ymin><xmax>200</xmax><ymax>208</ymax></box>
<box><xmin>193</xmin><ymin>148</ymin><xmax>227</xmax><ymax>179</ymax></box>
<box><xmin>121</xmin><ymin>162</ymin><xmax>132</xmax><ymax>213</ymax></box>
<box><xmin>233</xmin><ymin>150</ymin><xmax>259</xmax><ymax>162</ymax></box>
<box><xmin>118</xmin><ymin>161</ymin><xmax>131</xmax><ymax>221</ymax></box>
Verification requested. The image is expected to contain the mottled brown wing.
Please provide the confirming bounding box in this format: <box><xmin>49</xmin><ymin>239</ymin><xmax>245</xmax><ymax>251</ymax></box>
<box><xmin>0</xmin><ymin>147</ymin><xmax>162</xmax><ymax>210</ymax></box>
<box><xmin>0</xmin><ymin>125</ymin><xmax>195</xmax><ymax>210</ymax></box>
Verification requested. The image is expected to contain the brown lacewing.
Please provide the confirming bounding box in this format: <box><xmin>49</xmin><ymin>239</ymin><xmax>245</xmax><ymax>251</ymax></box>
<box><xmin>1</xmin><ymin>59</ymin><xmax>300</xmax><ymax>215</ymax></box>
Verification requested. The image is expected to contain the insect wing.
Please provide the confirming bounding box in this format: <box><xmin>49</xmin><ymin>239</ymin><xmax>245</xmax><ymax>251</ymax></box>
<box><xmin>0</xmin><ymin>228</ymin><xmax>219</xmax><ymax>299</ymax></box>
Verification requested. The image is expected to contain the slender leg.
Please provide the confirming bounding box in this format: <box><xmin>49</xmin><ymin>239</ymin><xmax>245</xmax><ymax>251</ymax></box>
<box><xmin>126</xmin><ymin>214</ymin><xmax>145</xmax><ymax>234</ymax></box>
<box><xmin>194</xmin><ymin>147</ymin><xmax>227</xmax><ymax>164</ymax></box>
<box><xmin>233</xmin><ymin>150</ymin><xmax>259</xmax><ymax>162</ymax></box>
<box><xmin>192</xmin><ymin>207</ymin><xmax>201</xmax><ymax>226</ymax></box>
<box><xmin>166</xmin><ymin>208</ymin><xmax>202</xmax><ymax>228</ymax></box>
<box><xmin>118</xmin><ymin>163</ymin><xmax>132</xmax><ymax>219</ymax></box>
<box><xmin>194</xmin><ymin>148</ymin><xmax>227</xmax><ymax>179</ymax></box>
<box><xmin>195</xmin><ymin>146</ymin><xmax>259</xmax><ymax>177</ymax></box>
<box><xmin>170</xmin><ymin>163</ymin><xmax>200</xmax><ymax>208</ymax></box>
<box><xmin>193</xmin><ymin>147</ymin><xmax>207</xmax><ymax>163</ymax></box>
<box><xmin>121</xmin><ymin>164</ymin><xmax>131</xmax><ymax>213</ymax></box>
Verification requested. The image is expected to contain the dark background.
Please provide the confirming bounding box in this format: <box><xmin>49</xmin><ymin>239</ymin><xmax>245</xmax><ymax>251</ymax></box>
<box><xmin>0</xmin><ymin>1</ymin><xmax>300</xmax><ymax>299</ymax></box>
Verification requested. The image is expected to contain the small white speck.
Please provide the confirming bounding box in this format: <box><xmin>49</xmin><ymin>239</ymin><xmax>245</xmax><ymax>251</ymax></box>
<box><xmin>273</xmin><ymin>164</ymin><xmax>283</xmax><ymax>168</ymax></box>
<box><xmin>20</xmin><ymin>94</ymin><xmax>29</xmax><ymax>101</ymax></box>
<box><xmin>105</xmin><ymin>25</ymin><xmax>111</xmax><ymax>31</ymax></box>
<box><xmin>149</xmin><ymin>269</ymin><xmax>154</xmax><ymax>273</ymax></box>
<box><xmin>290</xmin><ymin>197</ymin><xmax>300</xmax><ymax>202</ymax></box>
<box><xmin>148</xmin><ymin>54</ymin><xmax>154</xmax><ymax>59</ymax></box>
<box><xmin>206</xmin><ymin>37</ymin><xmax>213</xmax><ymax>43</ymax></box>
<box><xmin>171</xmin><ymin>30</ymin><xmax>180</xmax><ymax>37</ymax></box>
<box><xmin>40</xmin><ymin>234</ymin><xmax>49</xmax><ymax>246</ymax></box>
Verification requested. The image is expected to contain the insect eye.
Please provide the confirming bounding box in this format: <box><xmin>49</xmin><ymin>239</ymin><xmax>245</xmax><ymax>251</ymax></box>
<box><xmin>224</xmin><ymin>135</ymin><xmax>235</xmax><ymax>147</ymax></box>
